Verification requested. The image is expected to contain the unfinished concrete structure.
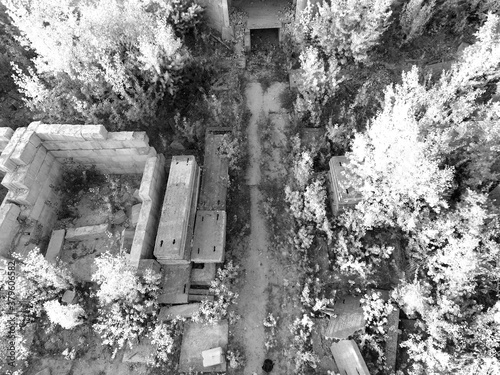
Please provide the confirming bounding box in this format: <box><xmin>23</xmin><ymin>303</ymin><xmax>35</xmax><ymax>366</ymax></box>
<box><xmin>0</xmin><ymin>123</ymin><xmax>165</xmax><ymax>273</ymax></box>
<box><xmin>198</xmin><ymin>130</ymin><xmax>229</xmax><ymax>211</ymax></box>
<box><xmin>191</xmin><ymin>210</ymin><xmax>226</xmax><ymax>263</ymax></box>
<box><xmin>188</xmin><ymin>129</ymin><xmax>230</xmax><ymax>295</ymax></box>
<box><xmin>325</xmin><ymin>291</ymin><xmax>400</xmax><ymax>373</ymax></box>
<box><xmin>328</xmin><ymin>156</ymin><xmax>362</xmax><ymax>214</ymax></box>
<box><xmin>325</xmin><ymin>294</ymin><xmax>365</xmax><ymax>339</ymax></box>
<box><xmin>330</xmin><ymin>340</ymin><xmax>370</xmax><ymax>375</ymax></box>
<box><xmin>158</xmin><ymin>263</ymin><xmax>192</xmax><ymax>304</ymax></box>
<box><xmin>179</xmin><ymin>320</ymin><xmax>229</xmax><ymax>373</ymax></box>
<box><xmin>154</xmin><ymin>155</ymin><xmax>200</xmax><ymax>265</ymax></box>
<box><xmin>202</xmin><ymin>0</ymin><xmax>322</xmax><ymax>46</ymax></box>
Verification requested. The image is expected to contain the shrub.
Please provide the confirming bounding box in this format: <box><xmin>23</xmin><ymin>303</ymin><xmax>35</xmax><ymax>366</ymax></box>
<box><xmin>92</xmin><ymin>252</ymin><xmax>161</xmax><ymax>350</ymax></box>
<box><xmin>0</xmin><ymin>249</ymin><xmax>75</xmax><ymax>321</ymax></box>
<box><xmin>227</xmin><ymin>349</ymin><xmax>246</xmax><ymax>369</ymax></box>
<box><xmin>43</xmin><ymin>300</ymin><xmax>85</xmax><ymax>330</ymax></box>
<box><xmin>295</xmin><ymin>47</ymin><xmax>342</xmax><ymax>123</ymax></box>
<box><xmin>295</xmin><ymin>0</ymin><xmax>393</xmax><ymax>64</ymax></box>
<box><xmin>5</xmin><ymin>0</ymin><xmax>192</xmax><ymax>127</ymax></box>
<box><xmin>290</xmin><ymin>314</ymin><xmax>319</xmax><ymax>373</ymax></box>
<box><xmin>192</xmin><ymin>261</ymin><xmax>239</xmax><ymax>325</ymax></box>
<box><xmin>148</xmin><ymin>318</ymin><xmax>184</xmax><ymax>367</ymax></box>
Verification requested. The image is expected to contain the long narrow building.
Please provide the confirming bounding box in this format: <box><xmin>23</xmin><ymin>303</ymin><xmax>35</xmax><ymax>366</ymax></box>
<box><xmin>154</xmin><ymin>155</ymin><xmax>200</xmax><ymax>264</ymax></box>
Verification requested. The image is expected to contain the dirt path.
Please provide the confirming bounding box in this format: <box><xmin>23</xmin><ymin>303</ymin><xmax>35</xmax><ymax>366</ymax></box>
<box><xmin>234</xmin><ymin>81</ymin><xmax>288</xmax><ymax>375</ymax></box>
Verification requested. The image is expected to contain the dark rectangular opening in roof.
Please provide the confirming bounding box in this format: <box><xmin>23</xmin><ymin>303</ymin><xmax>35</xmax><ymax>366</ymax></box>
<box><xmin>250</xmin><ymin>28</ymin><xmax>279</xmax><ymax>52</ymax></box>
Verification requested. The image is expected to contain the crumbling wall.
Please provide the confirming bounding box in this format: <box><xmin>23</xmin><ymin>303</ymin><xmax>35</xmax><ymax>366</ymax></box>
<box><xmin>129</xmin><ymin>154</ymin><xmax>166</xmax><ymax>269</ymax></box>
<box><xmin>0</xmin><ymin>123</ymin><xmax>158</xmax><ymax>259</ymax></box>
<box><xmin>199</xmin><ymin>0</ymin><xmax>232</xmax><ymax>39</ymax></box>
<box><xmin>27</xmin><ymin>122</ymin><xmax>154</xmax><ymax>174</ymax></box>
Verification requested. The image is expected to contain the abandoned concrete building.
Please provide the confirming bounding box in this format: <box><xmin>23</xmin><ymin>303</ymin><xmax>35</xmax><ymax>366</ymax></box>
<box><xmin>201</xmin><ymin>0</ymin><xmax>321</xmax><ymax>49</ymax></box>
<box><xmin>324</xmin><ymin>291</ymin><xmax>400</xmax><ymax>373</ymax></box>
<box><xmin>328</xmin><ymin>156</ymin><xmax>362</xmax><ymax>214</ymax></box>
<box><xmin>0</xmin><ymin>122</ymin><xmax>231</xmax><ymax>369</ymax></box>
<box><xmin>154</xmin><ymin>155</ymin><xmax>200</xmax><ymax>265</ymax></box>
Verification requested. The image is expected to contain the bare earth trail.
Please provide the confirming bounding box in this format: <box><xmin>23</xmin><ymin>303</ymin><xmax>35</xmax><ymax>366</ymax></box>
<box><xmin>234</xmin><ymin>81</ymin><xmax>288</xmax><ymax>375</ymax></box>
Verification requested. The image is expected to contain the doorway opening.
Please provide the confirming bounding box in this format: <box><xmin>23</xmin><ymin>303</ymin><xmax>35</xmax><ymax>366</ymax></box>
<box><xmin>250</xmin><ymin>28</ymin><xmax>280</xmax><ymax>52</ymax></box>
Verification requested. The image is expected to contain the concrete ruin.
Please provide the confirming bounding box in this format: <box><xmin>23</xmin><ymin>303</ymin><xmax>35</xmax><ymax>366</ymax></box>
<box><xmin>324</xmin><ymin>294</ymin><xmax>365</xmax><ymax>339</ymax></box>
<box><xmin>201</xmin><ymin>0</ymin><xmax>322</xmax><ymax>45</ymax></box>
<box><xmin>191</xmin><ymin>210</ymin><xmax>226</xmax><ymax>263</ymax></box>
<box><xmin>330</xmin><ymin>340</ymin><xmax>370</xmax><ymax>375</ymax></box>
<box><xmin>179</xmin><ymin>320</ymin><xmax>229</xmax><ymax>373</ymax></box>
<box><xmin>154</xmin><ymin>156</ymin><xmax>200</xmax><ymax>265</ymax></box>
<box><xmin>328</xmin><ymin>156</ymin><xmax>362</xmax><ymax>214</ymax></box>
<box><xmin>0</xmin><ymin>123</ymin><xmax>162</xmax><ymax>268</ymax></box>
<box><xmin>198</xmin><ymin>130</ymin><xmax>229</xmax><ymax>211</ymax></box>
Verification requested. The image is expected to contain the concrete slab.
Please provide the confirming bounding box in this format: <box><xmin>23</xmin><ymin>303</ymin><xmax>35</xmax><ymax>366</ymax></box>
<box><xmin>35</xmin><ymin>368</ymin><xmax>51</xmax><ymax>375</ymax></box>
<box><xmin>198</xmin><ymin>132</ymin><xmax>229</xmax><ymax>211</ymax></box>
<box><xmin>137</xmin><ymin>259</ymin><xmax>162</xmax><ymax>276</ymax></box>
<box><xmin>45</xmin><ymin>229</ymin><xmax>65</xmax><ymax>264</ymax></box>
<box><xmin>122</xmin><ymin>338</ymin><xmax>153</xmax><ymax>364</ymax></box>
<box><xmin>191</xmin><ymin>263</ymin><xmax>217</xmax><ymax>286</ymax></box>
<box><xmin>330</xmin><ymin>340</ymin><xmax>370</xmax><ymax>375</ymax></box>
<box><xmin>65</xmin><ymin>224</ymin><xmax>111</xmax><ymax>242</ymax></box>
<box><xmin>120</xmin><ymin>229</ymin><xmax>135</xmax><ymax>254</ymax></box>
<box><xmin>158</xmin><ymin>263</ymin><xmax>191</xmax><ymax>305</ymax></box>
<box><xmin>61</xmin><ymin>290</ymin><xmax>77</xmax><ymax>304</ymax></box>
<box><xmin>179</xmin><ymin>320</ymin><xmax>228</xmax><ymax>373</ymax></box>
<box><xmin>385</xmin><ymin>308</ymin><xmax>400</xmax><ymax>373</ymax></box>
<box><xmin>191</xmin><ymin>211</ymin><xmax>226</xmax><ymax>263</ymax></box>
<box><xmin>325</xmin><ymin>295</ymin><xmax>365</xmax><ymax>339</ymax></box>
<box><xmin>202</xmin><ymin>347</ymin><xmax>224</xmax><ymax>367</ymax></box>
<box><xmin>154</xmin><ymin>156</ymin><xmax>200</xmax><ymax>264</ymax></box>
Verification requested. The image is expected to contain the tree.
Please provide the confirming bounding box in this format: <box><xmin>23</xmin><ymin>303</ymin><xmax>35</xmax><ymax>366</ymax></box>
<box><xmin>337</xmin><ymin>14</ymin><xmax>500</xmax><ymax>372</ymax></box>
<box><xmin>347</xmin><ymin>67</ymin><xmax>455</xmax><ymax>232</ymax></box>
<box><xmin>0</xmin><ymin>249</ymin><xmax>75</xmax><ymax>373</ymax></box>
<box><xmin>0</xmin><ymin>249</ymin><xmax>75</xmax><ymax>321</ymax></box>
<box><xmin>400</xmin><ymin>0</ymin><xmax>436</xmax><ymax>43</ymax></box>
<box><xmin>295</xmin><ymin>0</ymin><xmax>394</xmax><ymax>64</ymax></box>
<box><xmin>5</xmin><ymin>0</ymin><xmax>201</xmax><ymax>128</ymax></box>
<box><xmin>92</xmin><ymin>252</ymin><xmax>161</xmax><ymax>350</ymax></box>
<box><xmin>295</xmin><ymin>46</ymin><xmax>342</xmax><ymax>123</ymax></box>
<box><xmin>344</xmin><ymin>13</ymin><xmax>500</xmax><ymax>231</ymax></box>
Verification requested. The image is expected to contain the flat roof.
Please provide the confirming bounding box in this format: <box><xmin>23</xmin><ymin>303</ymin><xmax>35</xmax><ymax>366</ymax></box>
<box><xmin>199</xmin><ymin>133</ymin><xmax>229</xmax><ymax>211</ymax></box>
<box><xmin>329</xmin><ymin>156</ymin><xmax>362</xmax><ymax>205</ymax></box>
<box><xmin>179</xmin><ymin>320</ymin><xmax>228</xmax><ymax>373</ymax></box>
<box><xmin>158</xmin><ymin>263</ymin><xmax>191</xmax><ymax>305</ymax></box>
<box><xmin>191</xmin><ymin>263</ymin><xmax>218</xmax><ymax>286</ymax></box>
<box><xmin>191</xmin><ymin>211</ymin><xmax>226</xmax><ymax>263</ymax></box>
<box><xmin>325</xmin><ymin>295</ymin><xmax>365</xmax><ymax>339</ymax></box>
<box><xmin>154</xmin><ymin>155</ymin><xmax>198</xmax><ymax>262</ymax></box>
<box><xmin>330</xmin><ymin>340</ymin><xmax>370</xmax><ymax>375</ymax></box>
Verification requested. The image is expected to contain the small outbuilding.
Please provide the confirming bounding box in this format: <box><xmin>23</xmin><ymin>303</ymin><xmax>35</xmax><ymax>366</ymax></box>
<box><xmin>154</xmin><ymin>155</ymin><xmax>200</xmax><ymax>264</ymax></box>
<box><xmin>328</xmin><ymin>156</ymin><xmax>362</xmax><ymax>214</ymax></box>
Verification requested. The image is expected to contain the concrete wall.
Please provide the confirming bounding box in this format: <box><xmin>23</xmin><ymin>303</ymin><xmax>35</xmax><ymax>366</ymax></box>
<box><xmin>129</xmin><ymin>154</ymin><xmax>166</xmax><ymax>269</ymax></box>
<box><xmin>27</xmin><ymin>122</ymin><xmax>155</xmax><ymax>174</ymax></box>
<box><xmin>200</xmin><ymin>0</ymin><xmax>230</xmax><ymax>35</ymax></box>
<box><xmin>0</xmin><ymin>123</ymin><xmax>159</xmax><ymax>259</ymax></box>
